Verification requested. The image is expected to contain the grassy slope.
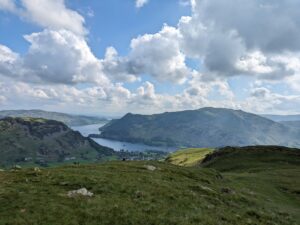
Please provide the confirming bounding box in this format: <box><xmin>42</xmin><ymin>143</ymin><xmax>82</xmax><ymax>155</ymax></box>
<box><xmin>201</xmin><ymin>146</ymin><xmax>300</xmax><ymax>224</ymax></box>
<box><xmin>0</xmin><ymin>156</ymin><xmax>299</xmax><ymax>225</ymax></box>
<box><xmin>166</xmin><ymin>148</ymin><xmax>214</xmax><ymax>167</ymax></box>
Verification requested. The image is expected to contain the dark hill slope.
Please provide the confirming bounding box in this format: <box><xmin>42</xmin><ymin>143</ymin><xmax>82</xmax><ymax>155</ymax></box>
<box><xmin>99</xmin><ymin>107</ymin><xmax>300</xmax><ymax>147</ymax></box>
<box><xmin>200</xmin><ymin>146</ymin><xmax>300</xmax><ymax>223</ymax></box>
<box><xmin>0</xmin><ymin>117</ymin><xmax>114</xmax><ymax>167</ymax></box>
<box><xmin>201</xmin><ymin>146</ymin><xmax>300</xmax><ymax>171</ymax></box>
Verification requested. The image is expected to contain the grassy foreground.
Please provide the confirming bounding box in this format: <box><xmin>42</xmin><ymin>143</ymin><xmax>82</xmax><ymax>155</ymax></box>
<box><xmin>0</xmin><ymin>146</ymin><xmax>299</xmax><ymax>225</ymax></box>
<box><xmin>166</xmin><ymin>148</ymin><xmax>213</xmax><ymax>167</ymax></box>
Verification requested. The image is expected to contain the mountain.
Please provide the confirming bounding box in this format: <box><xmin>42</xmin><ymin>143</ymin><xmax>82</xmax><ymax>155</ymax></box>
<box><xmin>98</xmin><ymin>107</ymin><xmax>300</xmax><ymax>148</ymax></box>
<box><xmin>0</xmin><ymin>146</ymin><xmax>299</xmax><ymax>224</ymax></box>
<box><xmin>0</xmin><ymin>117</ymin><xmax>114</xmax><ymax>167</ymax></box>
<box><xmin>261</xmin><ymin>114</ymin><xmax>300</xmax><ymax>122</ymax></box>
<box><xmin>0</xmin><ymin>109</ymin><xmax>108</xmax><ymax>126</ymax></box>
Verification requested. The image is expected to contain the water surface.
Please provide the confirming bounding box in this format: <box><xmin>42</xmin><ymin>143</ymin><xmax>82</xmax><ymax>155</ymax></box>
<box><xmin>72</xmin><ymin>123</ymin><xmax>176</xmax><ymax>152</ymax></box>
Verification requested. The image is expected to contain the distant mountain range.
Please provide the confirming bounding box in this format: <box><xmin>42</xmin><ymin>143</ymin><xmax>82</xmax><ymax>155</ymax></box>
<box><xmin>0</xmin><ymin>117</ymin><xmax>114</xmax><ymax>167</ymax></box>
<box><xmin>261</xmin><ymin>114</ymin><xmax>300</xmax><ymax>122</ymax></box>
<box><xmin>280</xmin><ymin>121</ymin><xmax>300</xmax><ymax>129</ymax></box>
<box><xmin>97</xmin><ymin>107</ymin><xmax>300</xmax><ymax>148</ymax></box>
<box><xmin>0</xmin><ymin>110</ymin><xmax>108</xmax><ymax>126</ymax></box>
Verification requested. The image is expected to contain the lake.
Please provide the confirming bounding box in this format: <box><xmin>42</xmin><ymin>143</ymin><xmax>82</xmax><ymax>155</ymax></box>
<box><xmin>72</xmin><ymin>123</ymin><xmax>177</xmax><ymax>152</ymax></box>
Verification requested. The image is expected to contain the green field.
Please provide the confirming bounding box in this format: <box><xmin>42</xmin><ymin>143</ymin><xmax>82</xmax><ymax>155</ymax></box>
<box><xmin>0</xmin><ymin>146</ymin><xmax>299</xmax><ymax>225</ymax></box>
<box><xmin>166</xmin><ymin>148</ymin><xmax>214</xmax><ymax>167</ymax></box>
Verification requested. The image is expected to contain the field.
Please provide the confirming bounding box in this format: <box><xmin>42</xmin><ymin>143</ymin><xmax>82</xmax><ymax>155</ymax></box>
<box><xmin>0</xmin><ymin>146</ymin><xmax>299</xmax><ymax>225</ymax></box>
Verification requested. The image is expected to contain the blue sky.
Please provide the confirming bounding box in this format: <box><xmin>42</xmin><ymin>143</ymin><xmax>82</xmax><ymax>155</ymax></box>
<box><xmin>1</xmin><ymin>0</ymin><xmax>190</xmax><ymax>55</ymax></box>
<box><xmin>0</xmin><ymin>0</ymin><xmax>299</xmax><ymax>116</ymax></box>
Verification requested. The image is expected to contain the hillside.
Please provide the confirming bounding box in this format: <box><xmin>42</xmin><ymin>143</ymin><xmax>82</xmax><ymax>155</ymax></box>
<box><xmin>201</xmin><ymin>145</ymin><xmax>300</xmax><ymax>171</ymax></box>
<box><xmin>0</xmin><ymin>110</ymin><xmax>107</xmax><ymax>126</ymax></box>
<box><xmin>0</xmin><ymin>146</ymin><xmax>299</xmax><ymax>224</ymax></box>
<box><xmin>165</xmin><ymin>148</ymin><xmax>213</xmax><ymax>167</ymax></box>
<box><xmin>0</xmin><ymin>117</ymin><xmax>114</xmax><ymax>167</ymax></box>
<box><xmin>98</xmin><ymin>107</ymin><xmax>300</xmax><ymax>148</ymax></box>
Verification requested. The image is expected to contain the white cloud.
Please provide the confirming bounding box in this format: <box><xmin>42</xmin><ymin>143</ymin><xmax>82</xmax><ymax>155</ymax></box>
<box><xmin>100</xmin><ymin>47</ymin><xmax>139</xmax><ymax>83</ymax></box>
<box><xmin>177</xmin><ymin>0</ymin><xmax>300</xmax><ymax>82</ymax></box>
<box><xmin>179</xmin><ymin>0</ymin><xmax>191</xmax><ymax>7</ymax></box>
<box><xmin>135</xmin><ymin>81</ymin><xmax>156</xmax><ymax>104</ymax></box>
<box><xmin>0</xmin><ymin>0</ymin><xmax>86</xmax><ymax>35</ymax></box>
<box><xmin>189</xmin><ymin>0</ymin><xmax>300</xmax><ymax>53</ymax></box>
<box><xmin>245</xmin><ymin>87</ymin><xmax>300</xmax><ymax>113</ymax></box>
<box><xmin>129</xmin><ymin>25</ymin><xmax>189</xmax><ymax>83</ymax></box>
<box><xmin>1</xmin><ymin>0</ymin><xmax>300</xmax><ymax>115</ymax></box>
<box><xmin>236</xmin><ymin>51</ymin><xmax>273</xmax><ymax>74</ymax></box>
<box><xmin>136</xmin><ymin>0</ymin><xmax>149</xmax><ymax>8</ymax></box>
<box><xmin>99</xmin><ymin>25</ymin><xmax>190</xmax><ymax>84</ymax></box>
<box><xmin>0</xmin><ymin>44</ymin><xmax>21</xmax><ymax>78</ymax></box>
<box><xmin>0</xmin><ymin>26</ymin><xmax>188</xmax><ymax>86</ymax></box>
<box><xmin>0</xmin><ymin>0</ymin><xmax>16</xmax><ymax>12</ymax></box>
<box><xmin>21</xmin><ymin>0</ymin><xmax>86</xmax><ymax>35</ymax></box>
<box><xmin>0</xmin><ymin>79</ymin><xmax>132</xmax><ymax>113</ymax></box>
<box><xmin>0</xmin><ymin>29</ymin><xmax>110</xmax><ymax>85</ymax></box>
<box><xmin>23</xmin><ymin>29</ymin><xmax>108</xmax><ymax>84</ymax></box>
<box><xmin>0</xmin><ymin>44</ymin><xmax>18</xmax><ymax>65</ymax></box>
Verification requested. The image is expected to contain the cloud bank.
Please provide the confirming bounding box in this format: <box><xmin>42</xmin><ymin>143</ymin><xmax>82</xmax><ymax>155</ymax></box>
<box><xmin>0</xmin><ymin>0</ymin><xmax>299</xmax><ymax>115</ymax></box>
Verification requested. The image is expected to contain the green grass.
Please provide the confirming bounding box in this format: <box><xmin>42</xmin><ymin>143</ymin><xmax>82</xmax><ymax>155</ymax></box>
<box><xmin>166</xmin><ymin>148</ymin><xmax>214</xmax><ymax>167</ymax></box>
<box><xmin>0</xmin><ymin>152</ymin><xmax>299</xmax><ymax>225</ymax></box>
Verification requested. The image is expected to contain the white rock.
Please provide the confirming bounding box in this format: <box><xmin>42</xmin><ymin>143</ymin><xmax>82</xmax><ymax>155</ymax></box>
<box><xmin>13</xmin><ymin>165</ymin><xmax>22</xmax><ymax>170</ymax></box>
<box><xmin>200</xmin><ymin>185</ymin><xmax>215</xmax><ymax>193</ymax></box>
<box><xmin>34</xmin><ymin>167</ymin><xmax>41</xmax><ymax>172</ymax></box>
<box><xmin>144</xmin><ymin>165</ymin><xmax>156</xmax><ymax>171</ymax></box>
<box><xmin>67</xmin><ymin>188</ymin><xmax>94</xmax><ymax>198</ymax></box>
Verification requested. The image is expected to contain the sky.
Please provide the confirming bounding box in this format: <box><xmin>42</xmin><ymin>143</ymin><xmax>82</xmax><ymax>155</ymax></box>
<box><xmin>0</xmin><ymin>0</ymin><xmax>300</xmax><ymax>116</ymax></box>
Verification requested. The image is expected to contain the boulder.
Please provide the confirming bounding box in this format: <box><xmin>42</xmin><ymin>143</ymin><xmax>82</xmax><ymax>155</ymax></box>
<box><xmin>144</xmin><ymin>165</ymin><xmax>156</xmax><ymax>171</ymax></box>
<box><xmin>34</xmin><ymin>167</ymin><xmax>41</xmax><ymax>172</ymax></box>
<box><xmin>12</xmin><ymin>165</ymin><xmax>22</xmax><ymax>170</ymax></box>
<box><xmin>67</xmin><ymin>188</ymin><xmax>94</xmax><ymax>198</ymax></box>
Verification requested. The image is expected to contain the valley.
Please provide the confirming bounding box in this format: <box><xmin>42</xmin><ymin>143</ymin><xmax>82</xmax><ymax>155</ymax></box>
<box><xmin>72</xmin><ymin>123</ymin><xmax>176</xmax><ymax>152</ymax></box>
<box><xmin>1</xmin><ymin>1</ymin><xmax>299</xmax><ymax>224</ymax></box>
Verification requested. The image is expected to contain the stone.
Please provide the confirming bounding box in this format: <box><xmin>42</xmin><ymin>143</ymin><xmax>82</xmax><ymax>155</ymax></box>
<box><xmin>144</xmin><ymin>165</ymin><xmax>156</xmax><ymax>171</ymax></box>
<box><xmin>67</xmin><ymin>188</ymin><xmax>94</xmax><ymax>198</ymax></box>
<box><xmin>200</xmin><ymin>185</ymin><xmax>216</xmax><ymax>193</ymax></box>
<box><xmin>20</xmin><ymin>208</ymin><xmax>26</xmax><ymax>213</ymax></box>
<box><xmin>34</xmin><ymin>167</ymin><xmax>41</xmax><ymax>172</ymax></box>
<box><xmin>12</xmin><ymin>165</ymin><xmax>22</xmax><ymax>170</ymax></box>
